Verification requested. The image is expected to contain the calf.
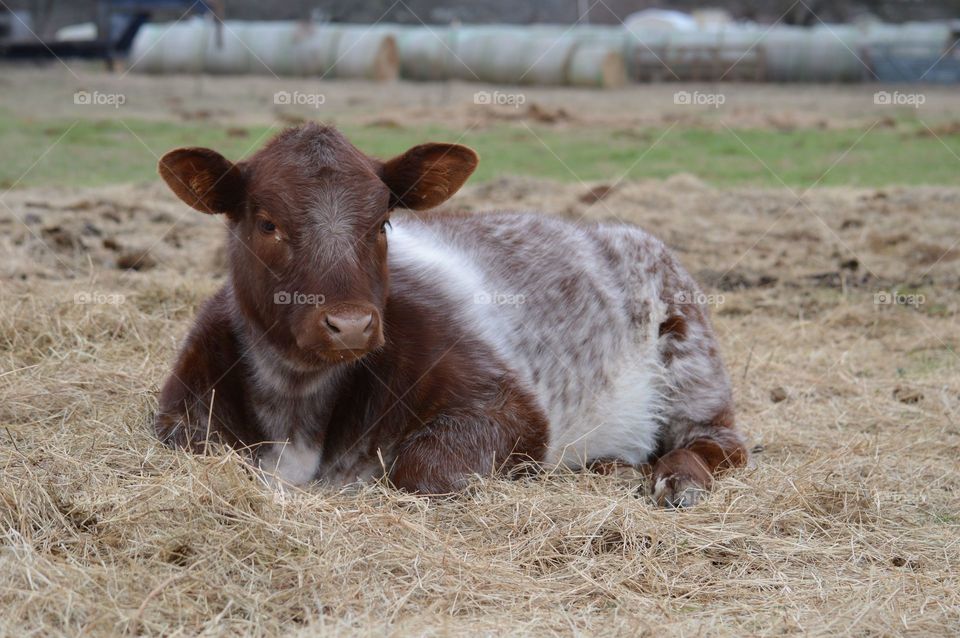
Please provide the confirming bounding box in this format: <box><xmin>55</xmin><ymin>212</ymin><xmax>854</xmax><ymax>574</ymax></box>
<box><xmin>154</xmin><ymin>123</ymin><xmax>747</xmax><ymax>507</ymax></box>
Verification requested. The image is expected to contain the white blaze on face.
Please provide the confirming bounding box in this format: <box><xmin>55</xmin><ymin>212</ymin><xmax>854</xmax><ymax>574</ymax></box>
<box><xmin>311</xmin><ymin>188</ymin><xmax>360</xmax><ymax>269</ymax></box>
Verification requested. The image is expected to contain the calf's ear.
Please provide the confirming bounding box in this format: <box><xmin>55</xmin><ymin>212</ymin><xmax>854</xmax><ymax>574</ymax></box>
<box><xmin>158</xmin><ymin>147</ymin><xmax>245</xmax><ymax>216</ymax></box>
<box><xmin>380</xmin><ymin>143</ymin><xmax>478</xmax><ymax>210</ymax></box>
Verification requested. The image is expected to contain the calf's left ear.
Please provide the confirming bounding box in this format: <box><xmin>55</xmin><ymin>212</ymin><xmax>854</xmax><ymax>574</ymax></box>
<box><xmin>380</xmin><ymin>143</ymin><xmax>479</xmax><ymax>210</ymax></box>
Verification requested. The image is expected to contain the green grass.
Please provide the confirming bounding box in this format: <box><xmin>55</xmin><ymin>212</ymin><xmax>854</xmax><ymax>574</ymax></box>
<box><xmin>2</xmin><ymin>110</ymin><xmax>959</xmax><ymax>190</ymax></box>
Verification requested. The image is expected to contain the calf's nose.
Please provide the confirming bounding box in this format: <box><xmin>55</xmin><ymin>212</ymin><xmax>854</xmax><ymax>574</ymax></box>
<box><xmin>324</xmin><ymin>312</ymin><xmax>374</xmax><ymax>350</ymax></box>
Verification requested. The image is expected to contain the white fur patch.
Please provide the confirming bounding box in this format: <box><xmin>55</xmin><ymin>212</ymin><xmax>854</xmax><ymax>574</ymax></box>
<box><xmin>387</xmin><ymin>223</ymin><xmax>515</xmax><ymax>367</ymax></box>
<box><xmin>389</xmin><ymin>218</ymin><xmax>673</xmax><ymax>470</ymax></box>
<box><xmin>549</xmin><ymin>347</ymin><xmax>665</xmax><ymax>467</ymax></box>
<box><xmin>247</xmin><ymin>342</ymin><xmax>340</xmax><ymax>398</ymax></box>
<box><xmin>258</xmin><ymin>440</ymin><xmax>321</xmax><ymax>487</ymax></box>
<box><xmin>310</xmin><ymin>188</ymin><xmax>359</xmax><ymax>269</ymax></box>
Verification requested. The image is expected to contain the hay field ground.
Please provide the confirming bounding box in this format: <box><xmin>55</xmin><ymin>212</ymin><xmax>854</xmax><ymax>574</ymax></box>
<box><xmin>1</xmin><ymin>66</ymin><xmax>959</xmax><ymax>636</ymax></box>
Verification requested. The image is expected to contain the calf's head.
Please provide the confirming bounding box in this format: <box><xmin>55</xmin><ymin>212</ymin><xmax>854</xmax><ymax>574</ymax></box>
<box><xmin>158</xmin><ymin>123</ymin><xmax>478</xmax><ymax>367</ymax></box>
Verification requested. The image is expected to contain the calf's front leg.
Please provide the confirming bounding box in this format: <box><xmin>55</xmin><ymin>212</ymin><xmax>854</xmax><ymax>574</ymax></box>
<box><xmin>390</xmin><ymin>409</ymin><xmax>547</xmax><ymax>495</ymax></box>
<box><xmin>155</xmin><ymin>295</ymin><xmax>260</xmax><ymax>453</ymax></box>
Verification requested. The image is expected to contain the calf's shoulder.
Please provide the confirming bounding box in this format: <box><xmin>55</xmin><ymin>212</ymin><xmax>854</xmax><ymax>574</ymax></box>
<box><xmin>155</xmin><ymin>286</ymin><xmax>260</xmax><ymax>451</ymax></box>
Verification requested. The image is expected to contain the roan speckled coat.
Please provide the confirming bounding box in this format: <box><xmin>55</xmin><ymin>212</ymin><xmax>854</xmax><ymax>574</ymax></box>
<box><xmin>154</xmin><ymin>124</ymin><xmax>747</xmax><ymax>507</ymax></box>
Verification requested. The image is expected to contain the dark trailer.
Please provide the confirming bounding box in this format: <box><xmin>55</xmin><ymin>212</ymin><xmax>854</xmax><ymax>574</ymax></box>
<box><xmin>0</xmin><ymin>1</ymin><xmax>213</xmax><ymax>67</ymax></box>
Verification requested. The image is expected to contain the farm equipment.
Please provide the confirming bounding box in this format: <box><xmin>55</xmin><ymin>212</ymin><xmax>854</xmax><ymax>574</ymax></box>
<box><xmin>0</xmin><ymin>1</ymin><xmax>214</xmax><ymax>68</ymax></box>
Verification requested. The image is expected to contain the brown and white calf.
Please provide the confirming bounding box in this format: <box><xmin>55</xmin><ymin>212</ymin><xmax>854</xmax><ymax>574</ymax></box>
<box><xmin>154</xmin><ymin>123</ymin><xmax>747</xmax><ymax>507</ymax></box>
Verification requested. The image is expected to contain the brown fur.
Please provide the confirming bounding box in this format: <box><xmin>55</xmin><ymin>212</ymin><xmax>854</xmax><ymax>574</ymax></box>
<box><xmin>154</xmin><ymin>124</ymin><xmax>544</xmax><ymax>493</ymax></box>
<box><xmin>153</xmin><ymin>123</ymin><xmax>745</xmax><ymax>503</ymax></box>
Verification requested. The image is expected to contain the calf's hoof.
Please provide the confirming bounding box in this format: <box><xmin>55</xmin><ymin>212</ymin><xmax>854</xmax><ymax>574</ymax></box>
<box><xmin>649</xmin><ymin>448</ymin><xmax>713</xmax><ymax>509</ymax></box>
<box><xmin>651</xmin><ymin>473</ymin><xmax>709</xmax><ymax>508</ymax></box>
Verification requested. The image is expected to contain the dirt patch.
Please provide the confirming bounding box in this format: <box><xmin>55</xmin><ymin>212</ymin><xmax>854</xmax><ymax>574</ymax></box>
<box><xmin>5</xmin><ymin>64</ymin><xmax>960</xmax><ymax>132</ymax></box>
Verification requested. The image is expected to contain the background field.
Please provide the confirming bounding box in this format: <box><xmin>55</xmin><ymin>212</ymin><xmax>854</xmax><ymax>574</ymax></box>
<box><xmin>1</xmin><ymin>65</ymin><xmax>959</xmax><ymax>636</ymax></box>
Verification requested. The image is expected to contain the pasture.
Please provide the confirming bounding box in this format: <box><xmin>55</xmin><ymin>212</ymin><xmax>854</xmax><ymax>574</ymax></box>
<box><xmin>1</xmin><ymin>66</ymin><xmax>959</xmax><ymax>635</ymax></box>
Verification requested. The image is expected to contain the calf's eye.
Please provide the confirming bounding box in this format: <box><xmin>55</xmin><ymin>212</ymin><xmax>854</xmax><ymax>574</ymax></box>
<box><xmin>258</xmin><ymin>219</ymin><xmax>277</xmax><ymax>234</ymax></box>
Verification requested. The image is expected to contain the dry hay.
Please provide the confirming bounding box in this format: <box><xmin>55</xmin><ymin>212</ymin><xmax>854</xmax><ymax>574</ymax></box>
<box><xmin>567</xmin><ymin>43</ymin><xmax>627</xmax><ymax>89</ymax></box>
<box><xmin>1</xmin><ymin>176</ymin><xmax>959</xmax><ymax>636</ymax></box>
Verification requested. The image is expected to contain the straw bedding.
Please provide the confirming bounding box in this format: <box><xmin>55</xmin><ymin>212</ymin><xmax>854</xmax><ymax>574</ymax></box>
<box><xmin>1</xmin><ymin>176</ymin><xmax>958</xmax><ymax>636</ymax></box>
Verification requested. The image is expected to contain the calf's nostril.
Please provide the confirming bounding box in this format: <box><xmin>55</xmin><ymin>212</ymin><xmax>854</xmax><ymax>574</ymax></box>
<box><xmin>324</xmin><ymin>313</ymin><xmax>375</xmax><ymax>341</ymax></box>
<box><xmin>324</xmin><ymin>316</ymin><xmax>341</xmax><ymax>334</ymax></box>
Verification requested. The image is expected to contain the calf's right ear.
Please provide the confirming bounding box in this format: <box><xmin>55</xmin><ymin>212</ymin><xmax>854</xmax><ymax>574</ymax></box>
<box><xmin>158</xmin><ymin>147</ymin><xmax>245</xmax><ymax>216</ymax></box>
